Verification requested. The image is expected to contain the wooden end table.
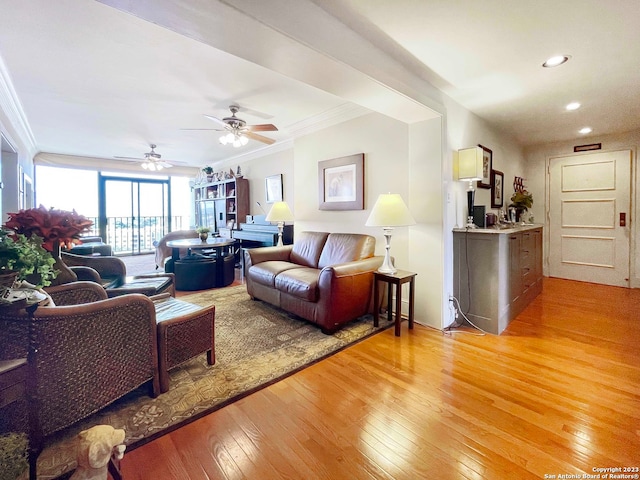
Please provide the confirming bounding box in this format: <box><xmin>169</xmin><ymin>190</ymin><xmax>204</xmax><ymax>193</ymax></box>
<box><xmin>373</xmin><ymin>269</ymin><xmax>417</xmax><ymax>337</ymax></box>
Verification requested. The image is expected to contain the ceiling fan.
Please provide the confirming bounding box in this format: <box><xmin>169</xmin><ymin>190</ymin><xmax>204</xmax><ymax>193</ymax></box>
<box><xmin>114</xmin><ymin>144</ymin><xmax>182</xmax><ymax>171</ymax></box>
<box><xmin>189</xmin><ymin>104</ymin><xmax>278</xmax><ymax>146</ymax></box>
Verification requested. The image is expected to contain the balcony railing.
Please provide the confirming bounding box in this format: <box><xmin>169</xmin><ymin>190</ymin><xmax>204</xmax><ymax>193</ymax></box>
<box><xmin>84</xmin><ymin>216</ymin><xmax>190</xmax><ymax>255</ymax></box>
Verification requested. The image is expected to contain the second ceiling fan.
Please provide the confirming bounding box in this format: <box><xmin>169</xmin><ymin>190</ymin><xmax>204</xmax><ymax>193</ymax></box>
<box><xmin>203</xmin><ymin>104</ymin><xmax>278</xmax><ymax>146</ymax></box>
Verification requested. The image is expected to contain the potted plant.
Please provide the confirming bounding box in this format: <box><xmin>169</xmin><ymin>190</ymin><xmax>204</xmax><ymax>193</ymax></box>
<box><xmin>196</xmin><ymin>226</ymin><xmax>211</xmax><ymax>241</ymax></box>
<box><xmin>202</xmin><ymin>166</ymin><xmax>214</xmax><ymax>182</ymax></box>
<box><xmin>4</xmin><ymin>205</ymin><xmax>94</xmax><ymax>285</ymax></box>
<box><xmin>0</xmin><ymin>228</ymin><xmax>57</xmax><ymax>288</ymax></box>
<box><xmin>509</xmin><ymin>190</ymin><xmax>533</xmax><ymax>222</ymax></box>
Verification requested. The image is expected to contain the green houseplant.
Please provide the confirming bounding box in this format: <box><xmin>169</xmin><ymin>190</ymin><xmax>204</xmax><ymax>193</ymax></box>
<box><xmin>196</xmin><ymin>226</ymin><xmax>211</xmax><ymax>241</ymax></box>
<box><xmin>4</xmin><ymin>205</ymin><xmax>94</xmax><ymax>286</ymax></box>
<box><xmin>0</xmin><ymin>228</ymin><xmax>57</xmax><ymax>288</ymax></box>
<box><xmin>509</xmin><ymin>190</ymin><xmax>534</xmax><ymax>222</ymax></box>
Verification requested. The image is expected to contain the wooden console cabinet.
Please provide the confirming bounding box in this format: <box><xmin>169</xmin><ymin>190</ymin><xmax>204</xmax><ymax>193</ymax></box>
<box><xmin>453</xmin><ymin>225</ymin><xmax>543</xmax><ymax>334</ymax></box>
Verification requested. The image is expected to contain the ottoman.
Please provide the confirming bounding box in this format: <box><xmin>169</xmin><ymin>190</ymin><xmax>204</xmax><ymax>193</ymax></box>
<box><xmin>152</xmin><ymin>294</ymin><xmax>216</xmax><ymax>393</ymax></box>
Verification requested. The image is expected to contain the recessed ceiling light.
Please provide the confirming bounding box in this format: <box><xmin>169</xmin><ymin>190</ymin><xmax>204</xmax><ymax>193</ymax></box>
<box><xmin>579</xmin><ymin>127</ymin><xmax>592</xmax><ymax>134</ymax></box>
<box><xmin>566</xmin><ymin>102</ymin><xmax>581</xmax><ymax>111</ymax></box>
<box><xmin>543</xmin><ymin>55</ymin><xmax>571</xmax><ymax>68</ymax></box>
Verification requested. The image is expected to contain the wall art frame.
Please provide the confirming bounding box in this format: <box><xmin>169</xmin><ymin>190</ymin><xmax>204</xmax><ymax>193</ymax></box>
<box><xmin>265</xmin><ymin>174</ymin><xmax>283</xmax><ymax>204</ymax></box>
<box><xmin>318</xmin><ymin>153</ymin><xmax>364</xmax><ymax>211</ymax></box>
<box><xmin>491</xmin><ymin>169</ymin><xmax>504</xmax><ymax>208</ymax></box>
<box><xmin>477</xmin><ymin>144</ymin><xmax>493</xmax><ymax>189</ymax></box>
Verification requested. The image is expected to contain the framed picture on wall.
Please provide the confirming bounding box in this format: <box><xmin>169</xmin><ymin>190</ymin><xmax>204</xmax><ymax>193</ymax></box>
<box><xmin>318</xmin><ymin>153</ymin><xmax>364</xmax><ymax>210</ymax></box>
<box><xmin>477</xmin><ymin>144</ymin><xmax>492</xmax><ymax>189</ymax></box>
<box><xmin>265</xmin><ymin>174</ymin><xmax>283</xmax><ymax>203</ymax></box>
<box><xmin>491</xmin><ymin>170</ymin><xmax>504</xmax><ymax>208</ymax></box>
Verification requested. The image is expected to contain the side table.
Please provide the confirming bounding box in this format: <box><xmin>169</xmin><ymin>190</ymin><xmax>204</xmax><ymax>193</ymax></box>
<box><xmin>373</xmin><ymin>270</ymin><xmax>417</xmax><ymax>337</ymax></box>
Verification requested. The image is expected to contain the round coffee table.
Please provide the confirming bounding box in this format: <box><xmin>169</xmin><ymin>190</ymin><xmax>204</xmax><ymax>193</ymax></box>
<box><xmin>166</xmin><ymin>237</ymin><xmax>237</xmax><ymax>289</ymax></box>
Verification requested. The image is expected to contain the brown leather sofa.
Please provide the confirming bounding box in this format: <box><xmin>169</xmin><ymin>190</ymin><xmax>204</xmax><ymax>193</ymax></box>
<box><xmin>244</xmin><ymin>231</ymin><xmax>383</xmax><ymax>333</ymax></box>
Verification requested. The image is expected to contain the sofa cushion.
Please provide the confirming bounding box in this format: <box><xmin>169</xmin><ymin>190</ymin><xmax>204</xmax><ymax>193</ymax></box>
<box><xmin>274</xmin><ymin>267</ymin><xmax>320</xmax><ymax>302</ymax></box>
<box><xmin>248</xmin><ymin>261</ymin><xmax>304</xmax><ymax>287</ymax></box>
<box><xmin>290</xmin><ymin>231</ymin><xmax>329</xmax><ymax>268</ymax></box>
<box><xmin>318</xmin><ymin>233</ymin><xmax>375</xmax><ymax>269</ymax></box>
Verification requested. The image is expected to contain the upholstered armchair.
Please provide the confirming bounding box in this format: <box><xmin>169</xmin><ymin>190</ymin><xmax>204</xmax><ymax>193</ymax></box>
<box><xmin>61</xmin><ymin>251</ymin><xmax>175</xmax><ymax>297</ymax></box>
<box><xmin>0</xmin><ymin>282</ymin><xmax>160</xmax><ymax>442</ymax></box>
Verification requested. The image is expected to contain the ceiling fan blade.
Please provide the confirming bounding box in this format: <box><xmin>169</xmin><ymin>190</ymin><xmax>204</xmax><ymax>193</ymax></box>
<box><xmin>245</xmin><ymin>131</ymin><xmax>276</xmax><ymax>145</ymax></box>
<box><xmin>203</xmin><ymin>114</ymin><xmax>229</xmax><ymax>127</ymax></box>
<box><xmin>247</xmin><ymin>124</ymin><xmax>278</xmax><ymax>132</ymax></box>
<box><xmin>114</xmin><ymin>156</ymin><xmax>143</xmax><ymax>161</ymax></box>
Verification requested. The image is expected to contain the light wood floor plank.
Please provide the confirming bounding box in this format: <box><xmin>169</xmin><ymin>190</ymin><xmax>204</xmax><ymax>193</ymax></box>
<box><xmin>120</xmin><ymin>278</ymin><xmax>640</xmax><ymax>479</ymax></box>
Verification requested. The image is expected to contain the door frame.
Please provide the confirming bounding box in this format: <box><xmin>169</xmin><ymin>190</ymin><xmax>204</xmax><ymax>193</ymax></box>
<box><xmin>98</xmin><ymin>173</ymin><xmax>172</xmax><ymax>254</ymax></box>
<box><xmin>545</xmin><ymin>147</ymin><xmax>635</xmax><ymax>288</ymax></box>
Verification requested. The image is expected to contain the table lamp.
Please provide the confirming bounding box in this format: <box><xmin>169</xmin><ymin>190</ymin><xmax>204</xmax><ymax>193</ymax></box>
<box><xmin>265</xmin><ymin>201</ymin><xmax>294</xmax><ymax>246</ymax></box>
<box><xmin>457</xmin><ymin>147</ymin><xmax>484</xmax><ymax>228</ymax></box>
<box><xmin>365</xmin><ymin>193</ymin><xmax>416</xmax><ymax>274</ymax></box>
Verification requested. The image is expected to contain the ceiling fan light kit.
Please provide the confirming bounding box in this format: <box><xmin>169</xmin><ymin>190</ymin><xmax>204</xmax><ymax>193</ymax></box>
<box><xmin>219</xmin><ymin>131</ymin><xmax>249</xmax><ymax>147</ymax></box>
<box><xmin>207</xmin><ymin>104</ymin><xmax>278</xmax><ymax>147</ymax></box>
<box><xmin>114</xmin><ymin>144</ymin><xmax>178</xmax><ymax>170</ymax></box>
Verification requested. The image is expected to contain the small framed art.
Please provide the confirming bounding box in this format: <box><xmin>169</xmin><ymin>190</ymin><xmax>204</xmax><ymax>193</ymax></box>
<box><xmin>265</xmin><ymin>174</ymin><xmax>283</xmax><ymax>203</ymax></box>
<box><xmin>491</xmin><ymin>170</ymin><xmax>504</xmax><ymax>208</ymax></box>
<box><xmin>477</xmin><ymin>144</ymin><xmax>492</xmax><ymax>189</ymax></box>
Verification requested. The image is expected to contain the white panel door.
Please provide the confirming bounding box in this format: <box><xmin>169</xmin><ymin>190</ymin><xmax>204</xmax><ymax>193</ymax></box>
<box><xmin>549</xmin><ymin>150</ymin><xmax>631</xmax><ymax>287</ymax></box>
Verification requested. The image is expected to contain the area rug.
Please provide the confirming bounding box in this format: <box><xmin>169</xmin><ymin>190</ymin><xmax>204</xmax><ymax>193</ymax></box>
<box><xmin>32</xmin><ymin>285</ymin><xmax>392</xmax><ymax>479</ymax></box>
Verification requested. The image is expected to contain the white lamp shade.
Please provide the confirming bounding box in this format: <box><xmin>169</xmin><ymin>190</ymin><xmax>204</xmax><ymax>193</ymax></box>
<box><xmin>457</xmin><ymin>147</ymin><xmax>484</xmax><ymax>181</ymax></box>
<box><xmin>365</xmin><ymin>193</ymin><xmax>416</xmax><ymax>227</ymax></box>
<box><xmin>265</xmin><ymin>201</ymin><xmax>295</xmax><ymax>222</ymax></box>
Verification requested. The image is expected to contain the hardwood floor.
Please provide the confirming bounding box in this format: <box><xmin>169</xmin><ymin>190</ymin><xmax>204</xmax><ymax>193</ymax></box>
<box><xmin>119</xmin><ymin>278</ymin><xmax>640</xmax><ymax>479</ymax></box>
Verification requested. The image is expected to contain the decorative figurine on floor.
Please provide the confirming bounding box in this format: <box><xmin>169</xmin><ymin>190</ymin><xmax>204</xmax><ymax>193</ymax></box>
<box><xmin>70</xmin><ymin>425</ymin><xmax>126</xmax><ymax>480</ymax></box>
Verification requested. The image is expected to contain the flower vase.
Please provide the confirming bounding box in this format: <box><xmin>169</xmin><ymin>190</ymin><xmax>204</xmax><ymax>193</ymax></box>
<box><xmin>49</xmin><ymin>240</ymin><xmax>78</xmax><ymax>286</ymax></box>
<box><xmin>199</xmin><ymin>232</ymin><xmax>209</xmax><ymax>242</ymax></box>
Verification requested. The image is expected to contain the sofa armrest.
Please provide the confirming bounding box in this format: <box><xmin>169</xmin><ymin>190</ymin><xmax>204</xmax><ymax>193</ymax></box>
<box><xmin>244</xmin><ymin>245</ymin><xmax>294</xmax><ymax>269</ymax></box>
<box><xmin>68</xmin><ymin>266</ymin><xmax>102</xmax><ymax>283</ymax></box>
<box><xmin>322</xmin><ymin>256</ymin><xmax>384</xmax><ymax>278</ymax></box>
<box><xmin>317</xmin><ymin>256</ymin><xmax>384</xmax><ymax>319</ymax></box>
<box><xmin>62</xmin><ymin>252</ymin><xmax>127</xmax><ymax>280</ymax></box>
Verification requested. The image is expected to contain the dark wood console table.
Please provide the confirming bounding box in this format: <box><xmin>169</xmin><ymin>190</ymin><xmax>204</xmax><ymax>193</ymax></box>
<box><xmin>373</xmin><ymin>270</ymin><xmax>417</xmax><ymax>337</ymax></box>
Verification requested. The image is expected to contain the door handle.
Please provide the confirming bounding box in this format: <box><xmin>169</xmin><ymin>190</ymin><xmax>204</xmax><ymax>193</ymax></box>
<box><xmin>620</xmin><ymin>212</ymin><xmax>626</xmax><ymax>227</ymax></box>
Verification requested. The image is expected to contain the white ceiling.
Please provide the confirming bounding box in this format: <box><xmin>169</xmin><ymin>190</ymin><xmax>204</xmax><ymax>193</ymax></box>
<box><xmin>0</xmin><ymin>0</ymin><xmax>638</xmax><ymax>169</ymax></box>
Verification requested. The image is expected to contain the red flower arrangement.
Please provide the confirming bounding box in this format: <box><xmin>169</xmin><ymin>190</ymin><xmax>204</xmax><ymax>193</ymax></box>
<box><xmin>5</xmin><ymin>205</ymin><xmax>94</xmax><ymax>252</ymax></box>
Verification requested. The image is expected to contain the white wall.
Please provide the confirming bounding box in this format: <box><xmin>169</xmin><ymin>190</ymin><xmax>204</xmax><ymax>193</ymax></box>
<box><xmin>441</xmin><ymin>97</ymin><xmax>527</xmax><ymax>326</ymax></box>
<box><xmin>409</xmin><ymin>117</ymin><xmax>444</xmax><ymax>328</ymax></box>
<box><xmin>524</xmin><ymin>129</ymin><xmax>639</xmax><ymax>286</ymax></box>
<box><xmin>217</xmin><ymin>146</ymin><xmax>295</xmax><ymax>218</ymax></box>
<box><xmin>0</xmin><ymin>109</ymin><xmax>36</xmax><ymax>221</ymax></box>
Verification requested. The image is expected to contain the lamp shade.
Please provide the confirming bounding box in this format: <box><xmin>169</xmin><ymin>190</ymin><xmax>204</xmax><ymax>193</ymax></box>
<box><xmin>457</xmin><ymin>147</ymin><xmax>484</xmax><ymax>181</ymax></box>
<box><xmin>265</xmin><ymin>201</ymin><xmax>295</xmax><ymax>222</ymax></box>
<box><xmin>365</xmin><ymin>193</ymin><xmax>416</xmax><ymax>227</ymax></box>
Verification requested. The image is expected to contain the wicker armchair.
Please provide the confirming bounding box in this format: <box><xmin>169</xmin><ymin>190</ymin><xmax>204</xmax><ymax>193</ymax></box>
<box><xmin>61</xmin><ymin>251</ymin><xmax>175</xmax><ymax>298</ymax></box>
<box><xmin>0</xmin><ymin>282</ymin><xmax>161</xmax><ymax>440</ymax></box>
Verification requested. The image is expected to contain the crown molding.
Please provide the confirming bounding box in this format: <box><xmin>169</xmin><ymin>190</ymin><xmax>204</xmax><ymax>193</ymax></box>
<box><xmin>210</xmin><ymin>138</ymin><xmax>294</xmax><ymax>168</ymax></box>
<box><xmin>285</xmin><ymin>103</ymin><xmax>369</xmax><ymax>138</ymax></box>
<box><xmin>0</xmin><ymin>55</ymin><xmax>37</xmax><ymax>152</ymax></box>
<box><xmin>208</xmin><ymin>103</ymin><xmax>369</xmax><ymax>168</ymax></box>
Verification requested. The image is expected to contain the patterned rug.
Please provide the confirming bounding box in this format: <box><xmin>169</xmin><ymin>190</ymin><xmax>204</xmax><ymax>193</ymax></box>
<box><xmin>32</xmin><ymin>285</ymin><xmax>392</xmax><ymax>479</ymax></box>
